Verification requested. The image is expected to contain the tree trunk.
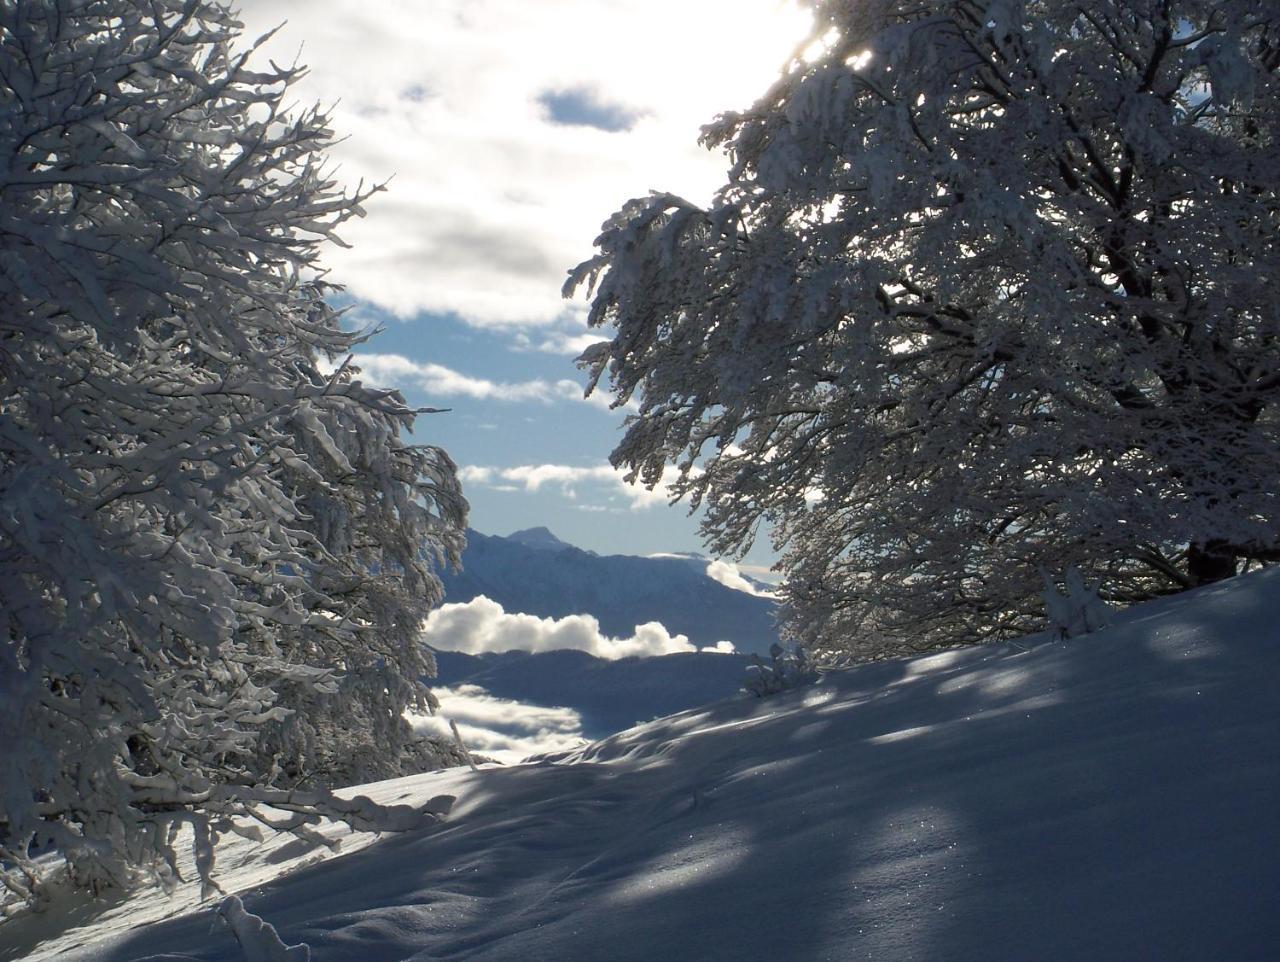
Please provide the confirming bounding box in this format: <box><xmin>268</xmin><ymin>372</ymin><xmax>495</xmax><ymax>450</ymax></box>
<box><xmin>1186</xmin><ymin>540</ymin><xmax>1238</xmax><ymax>586</ymax></box>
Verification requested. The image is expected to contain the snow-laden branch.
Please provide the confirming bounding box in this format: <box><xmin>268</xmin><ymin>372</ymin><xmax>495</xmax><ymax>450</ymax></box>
<box><xmin>567</xmin><ymin>0</ymin><xmax>1280</xmax><ymax>657</ymax></box>
<box><xmin>0</xmin><ymin>0</ymin><xmax>467</xmax><ymax>910</ymax></box>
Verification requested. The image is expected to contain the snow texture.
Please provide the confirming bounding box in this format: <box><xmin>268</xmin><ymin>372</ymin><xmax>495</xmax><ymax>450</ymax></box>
<box><xmin>743</xmin><ymin>643</ymin><xmax>819</xmax><ymax>696</ymax></box>
<box><xmin>7</xmin><ymin>568</ymin><xmax>1278</xmax><ymax>961</ymax></box>
<box><xmin>1041</xmin><ymin>567</ymin><xmax>1113</xmax><ymax>639</ymax></box>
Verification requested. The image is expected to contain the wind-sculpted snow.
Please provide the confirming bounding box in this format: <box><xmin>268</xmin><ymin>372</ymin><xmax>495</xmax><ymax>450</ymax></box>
<box><xmin>217</xmin><ymin>897</ymin><xmax>310</xmax><ymax>962</ymax></box>
<box><xmin>7</xmin><ymin>570</ymin><xmax>1279</xmax><ymax>961</ymax></box>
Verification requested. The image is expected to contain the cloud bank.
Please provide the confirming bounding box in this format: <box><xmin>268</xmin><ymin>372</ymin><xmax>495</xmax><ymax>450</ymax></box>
<box><xmin>420</xmin><ymin>595</ymin><xmax>741</xmax><ymax>660</ymax></box>
<box><xmin>408</xmin><ymin>684</ymin><xmax>587</xmax><ymax>765</ymax></box>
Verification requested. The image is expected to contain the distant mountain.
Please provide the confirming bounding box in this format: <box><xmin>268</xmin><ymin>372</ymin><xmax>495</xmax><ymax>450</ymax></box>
<box><xmin>439</xmin><ymin>529</ymin><xmax>781</xmax><ymax>654</ymax></box>
<box><xmin>432</xmin><ymin>648</ymin><xmax>752</xmax><ymax>740</ymax></box>
<box><xmin>506</xmin><ymin>526</ymin><xmax>576</xmax><ymax>553</ymax></box>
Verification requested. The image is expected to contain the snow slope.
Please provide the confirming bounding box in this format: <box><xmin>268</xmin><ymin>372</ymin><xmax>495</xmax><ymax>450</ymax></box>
<box><xmin>439</xmin><ymin>528</ymin><xmax>780</xmax><ymax>653</ymax></box>
<box><xmin>6</xmin><ymin>570</ymin><xmax>1279</xmax><ymax>961</ymax></box>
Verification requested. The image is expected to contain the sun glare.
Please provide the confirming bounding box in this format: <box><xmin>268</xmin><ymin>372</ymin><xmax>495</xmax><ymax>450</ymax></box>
<box><xmin>683</xmin><ymin>1</ymin><xmax>815</xmax><ymax>104</ymax></box>
<box><xmin>584</xmin><ymin>0</ymin><xmax>814</xmax><ymax>122</ymax></box>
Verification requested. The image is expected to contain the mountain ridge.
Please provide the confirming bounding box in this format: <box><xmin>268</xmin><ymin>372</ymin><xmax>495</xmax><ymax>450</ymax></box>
<box><xmin>439</xmin><ymin>528</ymin><xmax>781</xmax><ymax>654</ymax></box>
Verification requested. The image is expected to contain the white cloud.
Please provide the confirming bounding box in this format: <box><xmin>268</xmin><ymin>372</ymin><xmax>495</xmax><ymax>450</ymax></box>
<box><xmin>348</xmin><ymin>353</ymin><xmax>552</xmax><ymax>401</ymax></box>
<box><xmin>408</xmin><ymin>684</ymin><xmax>586</xmax><ymax>765</ymax></box>
<box><xmin>735</xmin><ymin>562</ymin><xmax>783</xmax><ymax>586</ymax></box>
<box><xmin>232</xmin><ymin>0</ymin><xmax>812</xmax><ymax>329</ymax></box>
<box><xmin>700</xmin><ymin>641</ymin><xmax>739</xmax><ymax>655</ymax></box>
<box><xmin>331</xmin><ymin>352</ymin><xmax>612</xmax><ymax>410</ymax></box>
<box><xmin>552</xmin><ymin>378</ymin><xmax>626</xmax><ymax>412</ymax></box>
<box><xmin>420</xmin><ymin>595</ymin><xmax>697</xmax><ymax>659</ymax></box>
<box><xmin>459</xmin><ymin>461</ymin><xmax>685</xmax><ymax>510</ymax></box>
<box><xmin>512</xmin><ymin>328</ymin><xmax>609</xmax><ymax>357</ymax></box>
<box><xmin>705</xmin><ymin>560</ymin><xmax>780</xmax><ymax>599</ymax></box>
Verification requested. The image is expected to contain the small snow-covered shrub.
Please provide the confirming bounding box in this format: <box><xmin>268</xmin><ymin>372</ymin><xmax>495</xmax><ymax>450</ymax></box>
<box><xmin>219</xmin><ymin>896</ymin><xmax>311</xmax><ymax>962</ymax></box>
<box><xmin>745</xmin><ymin>644</ymin><xmax>818</xmax><ymax>697</ymax></box>
<box><xmin>1041</xmin><ymin>567</ymin><xmax>1113</xmax><ymax>640</ymax></box>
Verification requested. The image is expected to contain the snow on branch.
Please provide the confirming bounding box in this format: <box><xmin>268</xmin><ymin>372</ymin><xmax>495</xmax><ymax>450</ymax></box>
<box><xmin>0</xmin><ymin>0</ymin><xmax>467</xmax><ymax>910</ymax></box>
<box><xmin>567</xmin><ymin>0</ymin><xmax>1280</xmax><ymax>657</ymax></box>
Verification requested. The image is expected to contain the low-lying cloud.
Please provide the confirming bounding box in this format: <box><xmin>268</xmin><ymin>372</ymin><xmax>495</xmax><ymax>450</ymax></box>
<box><xmin>705</xmin><ymin>560</ymin><xmax>780</xmax><ymax>599</ymax></box>
<box><xmin>422</xmin><ymin>595</ymin><xmax>734</xmax><ymax>659</ymax></box>
<box><xmin>409</xmin><ymin>684</ymin><xmax>587</xmax><ymax>765</ymax></box>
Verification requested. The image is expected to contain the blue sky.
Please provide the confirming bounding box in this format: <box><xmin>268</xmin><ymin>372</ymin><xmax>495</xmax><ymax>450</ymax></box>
<box><xmin>341</xmin><ymin>306</ymin><xmax>711</xmax><ymax>561</ymax></box>
<box><xmin>235</xmin><ymin>0</ymin><xmax>813</xmax><ymax>576</ymax></box>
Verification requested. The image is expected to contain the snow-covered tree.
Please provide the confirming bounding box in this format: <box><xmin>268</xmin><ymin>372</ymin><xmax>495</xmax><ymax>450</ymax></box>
<box><xmin>744</xmin><ymin>643</ymin><xmax>818</xmax><ymax>697</ymax></box>
<box><xmin>1040</xmin><ymin>567</ymin><xmax>1112</xmax><ymax>639</ymax></box>
<box><xmin>0</xmin><ymin>0</ymin><xmax>466</xmax><ymax>907</ymax></box>
<box><xmin>568</xmin><ymin>0</ymin><xmax>1280</xmax><ymax>658</ymax></box>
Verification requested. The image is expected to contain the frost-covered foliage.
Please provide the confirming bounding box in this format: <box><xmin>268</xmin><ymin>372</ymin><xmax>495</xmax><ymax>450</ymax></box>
<box><xmin>568</xmin><ymin>0</ymin><xmax>1280</xmax><ymax>657</ymax></box>
<box><xmin>744</xmin><ymin>643</ymin><xmax>818</xmax><ymax>697</ymax></box>
<box><xmin>0</xmin><ymin>0</ymin><xmax>466</xmax><ymax>908</ymax></box>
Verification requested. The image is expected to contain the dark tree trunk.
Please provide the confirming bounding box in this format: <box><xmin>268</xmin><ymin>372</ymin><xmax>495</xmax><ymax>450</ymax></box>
<box><xmin>1186</xmin><ymin>540</ymin><xmax>1238</xmax><ymax>586</ymax></box>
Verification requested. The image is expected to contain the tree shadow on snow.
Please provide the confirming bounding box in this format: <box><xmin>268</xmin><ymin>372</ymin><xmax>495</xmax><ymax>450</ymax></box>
<box><xmin>50</xmin><ymin>576</ymin><xmax>1280</xmax><ymax>961</ymax></box>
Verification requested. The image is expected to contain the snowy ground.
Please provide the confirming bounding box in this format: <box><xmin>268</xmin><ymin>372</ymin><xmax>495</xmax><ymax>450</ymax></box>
<box><xmin>4</xmin><ymin>570</ymin><xmax>1278</xmax><ymax>960</ymax></box>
